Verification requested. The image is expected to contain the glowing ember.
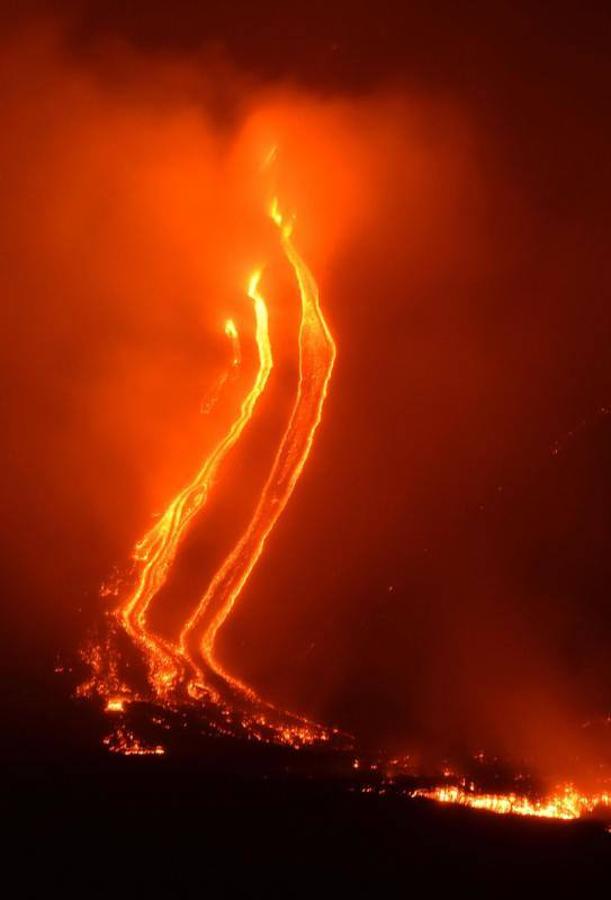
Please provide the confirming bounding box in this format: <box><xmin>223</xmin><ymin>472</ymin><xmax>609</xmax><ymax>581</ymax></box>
<box><xmin>78</xmin><ymin>627</ymin><xmax>133</xmax><ymax>706</ymax></box>
<box><xmin>103</xmin><ymin>727</ymin><xmax>165</xmax><ymax>757</ymax></box>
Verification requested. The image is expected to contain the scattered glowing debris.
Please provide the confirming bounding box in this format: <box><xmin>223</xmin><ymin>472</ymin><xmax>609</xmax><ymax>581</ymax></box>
<box><xmin>77</xmin><ymin>628</ymin><xmax>133</xmax><ymax>709</ymax></box>
<box><xmin>103</xmin><ymin>727</ymin><xmax>165</xmax><ymax>757</ymax></box>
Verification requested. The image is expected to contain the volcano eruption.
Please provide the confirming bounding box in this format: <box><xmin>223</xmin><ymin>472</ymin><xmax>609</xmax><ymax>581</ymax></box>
<box><xmin>2</xmin><ymin>2</ymin><xmax>611</xmax><ymax>892</ymax></box>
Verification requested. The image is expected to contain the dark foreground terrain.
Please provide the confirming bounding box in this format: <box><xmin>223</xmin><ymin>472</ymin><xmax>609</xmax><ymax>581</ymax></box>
<box><xmin>3</xmin><ymin>682</ymin><xmax>610</xmax><ymax>897</ymax></box>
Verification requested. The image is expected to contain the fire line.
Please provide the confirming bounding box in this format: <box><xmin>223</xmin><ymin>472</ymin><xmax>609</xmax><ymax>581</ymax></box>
<box><xmin>410</xmin><ymin>783</ymin><xmax>611</xmax><ymax>821</ymax></box>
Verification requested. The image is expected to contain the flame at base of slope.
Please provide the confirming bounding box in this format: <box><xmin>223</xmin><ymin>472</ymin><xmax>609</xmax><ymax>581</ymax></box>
<box><xmin>410</xmin><ymin>783</ymin><xmax>611</xmax><ymax>821</ymax></box>
<box><xmin>76</xmin><ymin>622</ymin><xmax>609</xmax><ymax>820</ymax></box>
<box><xmin>349</xmin><ymin>747</ymin><xmax>611</xmax><ymax>823</ymax></box>
<box><xmin>73</xmin><ymin>656</ymin><xmax>611</xmax><ymax>824</ymax></box>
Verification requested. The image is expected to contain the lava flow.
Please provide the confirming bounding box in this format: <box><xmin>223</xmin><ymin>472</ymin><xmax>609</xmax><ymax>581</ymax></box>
<box><xmin>179</xmin><ymin>197</ymin><xmax>337</xmax><ymax>702</ymax></box>
<box><xmin>80</xmin><ymin>173</ymin><xmax>610</xmax><ymax>827</ymax></box>
<box><xmin>200</xmin><ymin>318</ymin><xmax>241</xmax><ymax>415</ymax></box>
<box><xmin>83</xmin><ymin>183</ymin><xmax>337</xmax><ymax>747</ymax></box>
<box><xmin>116</xmin><ymin>268</ymin><xmax>272</xmax><ymax>699</ymax></box>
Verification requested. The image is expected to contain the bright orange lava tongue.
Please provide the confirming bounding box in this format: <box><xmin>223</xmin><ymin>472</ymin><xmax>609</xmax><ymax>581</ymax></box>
<box><xmin>116</xmin><ymin>267</ymin><xmax>272</xmax><ymax>699</ymax></box>
<box><xmin>179</xmin><ymin>198</ymin><xmax>336</xmax><ymax>700</ymax></box>
<box><xmin>84</xmin><ymin>190</ymin><xmax>336</xmax><ymax>748</ymax></box>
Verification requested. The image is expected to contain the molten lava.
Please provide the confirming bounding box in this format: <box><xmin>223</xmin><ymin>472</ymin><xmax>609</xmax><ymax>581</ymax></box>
<box><xmin>201</xmin><ymin>318</ymin><xmax>241</xmax><ymax>415</ymax></box>
<box><xmin>84</xmin><ymin>183</ymin><xmax>336</xmax><ymax>748</ymax></box>
<box><xmin>179</xmin><ymin>197</ymin><xmax>337</xmax><ymax>700</ymax></box>
<box><xmin>117</xmin><ymin>268</ymin><xmax>272</xmax><ymax>699</ymax></box>
<box><xmin>80</xmin><ymin>168</ymin><xmax>610</xmax><ymax>828</ymax></box>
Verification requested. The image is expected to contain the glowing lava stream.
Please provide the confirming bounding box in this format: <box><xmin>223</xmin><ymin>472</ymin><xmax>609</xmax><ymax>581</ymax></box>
<box><xmin>84</xmin><ymin>184</ymin><xmax>611</xmax><ymax>813</ymax></box>
<box><xmin>118</xmin><ymin>271</ymin><xmax>272</xmax><ymax>697</ymax></box>
<box><xmin>179</xmin><ymin>198</ymin><xmax>337</xmax><ymax>700</ymax></box>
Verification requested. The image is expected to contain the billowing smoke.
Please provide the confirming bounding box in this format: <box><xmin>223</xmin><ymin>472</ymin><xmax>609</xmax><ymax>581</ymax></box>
<box><xmin>2</xmin><ymin>14</ymin><xmax>611</xmax><ymax>781</ymax></box>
